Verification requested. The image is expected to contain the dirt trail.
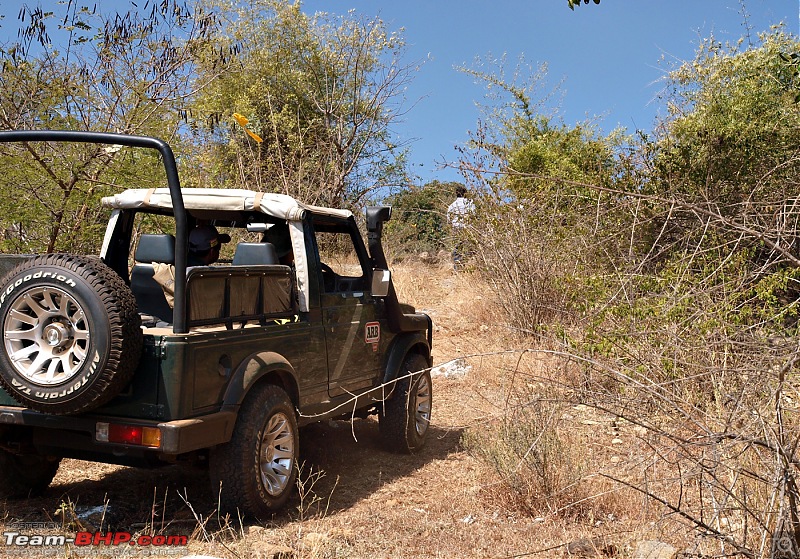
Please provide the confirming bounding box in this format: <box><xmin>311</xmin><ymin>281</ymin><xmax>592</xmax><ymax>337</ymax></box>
<box><xmin>0</xmin><ymin>263</ymin><xmax>579</xmax><ymax>558</ymax></box>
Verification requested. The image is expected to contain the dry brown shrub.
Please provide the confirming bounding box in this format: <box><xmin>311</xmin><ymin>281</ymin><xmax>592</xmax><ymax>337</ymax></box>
<box><xmin>462</xmin><ymin>398</ymin><xmax>586</xmax><ymax>517</ymax></box>
<box><xmin>464</xmin><ymin>205</ymin><xmax>575</xmax><ymax>333</ymax></box>
<box><xmin>559</xmin><ymin>338</ymin><xmax>800</xmax><ymax>558</ymax></box>
<box><xmin>455</xmin><ymin>346</ymin><xmax>641</xmax><ymax>527</ymax></box>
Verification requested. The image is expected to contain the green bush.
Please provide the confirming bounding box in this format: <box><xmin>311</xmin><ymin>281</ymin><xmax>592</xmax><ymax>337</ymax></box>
<box><xmin>383</xmin><ymin>180</ymin><xmax>459</xmax><ymax>256</ymax></box>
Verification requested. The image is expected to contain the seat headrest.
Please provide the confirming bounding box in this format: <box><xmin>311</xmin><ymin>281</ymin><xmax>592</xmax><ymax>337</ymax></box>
<box><xmin>135</xmin><ymin>234</ymin><xmax>176</xmax><ymax>264</ymax></box>
<box><xmin>232</xmin><ymin>242</ymin><xmax>279</xmax><ymax>266</ymax></box>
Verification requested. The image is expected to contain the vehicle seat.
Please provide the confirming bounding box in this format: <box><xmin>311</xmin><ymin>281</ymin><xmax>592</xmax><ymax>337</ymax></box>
<box><xmin>131</xmin><ymin>234</ymin><xmax>175</xmax><ymax>324</ymax></box>
<box><xmin>232</xmin><ymin>242</ymin><xmax>279</xmax><ymax>266</ymax></box>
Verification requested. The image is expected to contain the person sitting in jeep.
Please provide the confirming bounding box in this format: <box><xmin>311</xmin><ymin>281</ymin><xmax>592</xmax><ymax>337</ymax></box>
<box><xmin>262</xmin><ymin>222</ymin><xmax>293</xmax><ymax>266</ymax></box>
<box><xmin>188</xmin><ymin>224</ymin><xmax>231</xmax><ymax>266</ymax></box>
<box><xmin>152</xmin><ymin>224</ymin><xmax>231</xmax><ymax>305</ymax></box>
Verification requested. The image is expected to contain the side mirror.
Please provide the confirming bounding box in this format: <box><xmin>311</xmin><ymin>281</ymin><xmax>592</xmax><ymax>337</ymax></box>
<box><xmin>371</xmin><ymin>269</ymin><xmax>391</xmax><ymax>298</ymax></box>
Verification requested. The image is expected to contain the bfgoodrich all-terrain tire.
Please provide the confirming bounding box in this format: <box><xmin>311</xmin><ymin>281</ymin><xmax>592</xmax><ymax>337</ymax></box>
<box><xmin>0</xmin><ymin>254</ymin><xmax>142</xmax><ymax>415</ymax></box>
<box><xmin>210</xmin><ymin>384</ymin><xmax>299</xmax><ymax>518</ymax></box>
<box><xmin>0</xmin><ymin>450</ymin><xmax>61</xmax><ymax>498</ymax></box>
<box><xmin>380</xmin><ymin>353</ymin><xmax>432</xmax><ymax>454</ymax></box>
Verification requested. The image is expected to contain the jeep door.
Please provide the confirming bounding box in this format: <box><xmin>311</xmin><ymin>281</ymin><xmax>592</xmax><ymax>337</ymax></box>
<box><xmin>312</xmin><ymin>218</ymin><xmax>384</xmax><ymax>397</ymax></box>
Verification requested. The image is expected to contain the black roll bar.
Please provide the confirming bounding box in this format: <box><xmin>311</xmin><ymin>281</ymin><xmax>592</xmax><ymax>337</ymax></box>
<box><xmin>0</xmin><ymin>130</ymin><xmax>190</xmax><ymax>333</ymax></box>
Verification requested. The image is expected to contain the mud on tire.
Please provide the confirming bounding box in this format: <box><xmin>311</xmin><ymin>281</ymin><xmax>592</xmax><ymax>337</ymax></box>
<box><xmin>0</xmin><ymin>254</ymin><xmax>142</xmax><ymax>415</ymax></box>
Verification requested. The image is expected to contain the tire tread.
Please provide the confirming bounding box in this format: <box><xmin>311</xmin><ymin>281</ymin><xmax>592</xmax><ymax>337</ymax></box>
<box><xmin>380</xmin><ymin>353</ymin><xmax>431</xmax><ymax>454</ymax></box>
<box><xmin>0</xmin><ymin>254</ymin><xmax>142</xmax><ymax>414</ymax></box>
<box><xmin>210</xmin><ymin>384</ymin><xmax>298</xmax><ymax>519</ymax></box>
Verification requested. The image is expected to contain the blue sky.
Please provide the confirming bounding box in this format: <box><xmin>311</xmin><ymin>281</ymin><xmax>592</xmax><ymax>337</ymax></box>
<box><xmin>1</xmin><ymin>1</ymin><xmax>797</xmax><ymax>185</ymax></box>
<box><xmin>304</xmin><ymin>0</ymin><xmax>798</xmax><ymax>184</ymax></box>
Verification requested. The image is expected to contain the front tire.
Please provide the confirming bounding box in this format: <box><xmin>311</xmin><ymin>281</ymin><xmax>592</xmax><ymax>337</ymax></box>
<box><xmin>380</xmin><ymin>353</ymin><xmax>432</xmax><ymax>454</ymax></box>
<box><xmin>0</xmin><ymin>450</ymin><xmax>61</xmax><ymax>498</ymax></box>
<box><xmin>210</xmin><ymin>384</ymin><xmax>298</xmax><ymax>518</ymax></box>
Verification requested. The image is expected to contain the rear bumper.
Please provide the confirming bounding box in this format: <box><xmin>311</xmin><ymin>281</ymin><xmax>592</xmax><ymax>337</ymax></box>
<box><xmin>0</xmin><ymin>406</ymin><xmax>236</xmax><ymax>455</ymax></box>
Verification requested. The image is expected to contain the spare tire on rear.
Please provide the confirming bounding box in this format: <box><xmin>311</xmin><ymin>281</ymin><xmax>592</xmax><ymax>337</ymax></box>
<box><xmin>0</xmin><ymin>254</ymin><xmax>142</xmax><ymax>415</ymax></box>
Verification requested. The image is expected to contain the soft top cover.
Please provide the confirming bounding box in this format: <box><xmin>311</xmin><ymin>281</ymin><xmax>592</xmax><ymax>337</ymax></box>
<box><xmin>101</xmin><ymin>188</ymin><xmax>353</xmax><ymax>221</ymax></box>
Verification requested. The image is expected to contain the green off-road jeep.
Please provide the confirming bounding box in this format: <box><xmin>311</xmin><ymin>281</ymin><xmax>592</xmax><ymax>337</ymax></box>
<box><xmin>0</xmin><ymin>130</ymin><xmax>433</xmax><ymax>517</ymax></box>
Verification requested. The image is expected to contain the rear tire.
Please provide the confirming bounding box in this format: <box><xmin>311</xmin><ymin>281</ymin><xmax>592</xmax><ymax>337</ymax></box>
<box><xmin>0</xmin><ymin>450</ymin><xmax>60</xmax><ymax>498</ymax></box>
<box><xmin>210</xmin><ymin>384</ymin><xmax>298</xmax><ymax>518</ymax></box>
<box><xmin>380</xmin><ymin>353</ymin><xmax>432</xmax><ymax>454</ymax></box>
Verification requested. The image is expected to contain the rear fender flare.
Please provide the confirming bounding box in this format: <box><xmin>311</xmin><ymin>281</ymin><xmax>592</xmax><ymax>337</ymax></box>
<box><xmin>221</xmin><ymin>352</ymin><xmax>299</xmax><ymax>411</ymax></box>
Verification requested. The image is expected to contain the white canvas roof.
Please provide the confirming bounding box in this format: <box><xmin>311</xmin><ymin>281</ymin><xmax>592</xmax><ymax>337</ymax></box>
<box><xmin>101</xmin><ymin>188</ymin><xmax>353</xmax><ymax>314</ymax></box>
<box><xmin>101</xmin><ymin>188</ymin><xmax>353</xmax><ymax>220</ymax></box>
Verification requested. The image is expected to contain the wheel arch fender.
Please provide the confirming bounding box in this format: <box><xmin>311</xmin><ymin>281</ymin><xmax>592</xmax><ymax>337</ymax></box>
<box><xmin>382</xmin><ymin>331</ymin><xmax>431</xmax><ymax>389</ymax></box>
<box><xmin>221</xmin><ymin>352</ymin><xmax>299</xmax><ymax>411</ymax></box>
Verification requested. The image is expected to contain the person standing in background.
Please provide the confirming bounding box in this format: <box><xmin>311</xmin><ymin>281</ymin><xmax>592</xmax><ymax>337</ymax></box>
<box><xmin>446</xmin><ymin>184</ymin><xmax>474</xmax><ymax>270</ymax></box>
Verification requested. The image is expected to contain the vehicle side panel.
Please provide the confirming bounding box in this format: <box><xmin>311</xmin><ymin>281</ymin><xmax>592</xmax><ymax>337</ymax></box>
<box><xmin>323</xmin><ymin>292</ymin><xmax>385</xmax><ymax>396</ymax></box>
<box><xmin>188</xmin><ymin>321</ymin><xmax>327</xmax><ymax>413</ymax></box>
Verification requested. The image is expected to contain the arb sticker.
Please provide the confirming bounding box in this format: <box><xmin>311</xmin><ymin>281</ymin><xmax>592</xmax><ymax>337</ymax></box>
<box><xmin>365</xmin><ymin>321</ymin><xmax>380</xmax><ymax>351</ymax></box>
